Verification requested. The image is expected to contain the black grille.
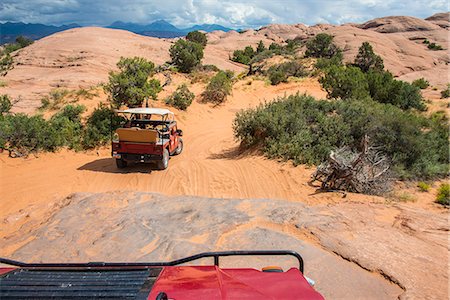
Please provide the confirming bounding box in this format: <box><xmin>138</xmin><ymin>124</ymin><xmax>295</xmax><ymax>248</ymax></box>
<box><xmin>0</xmin><ymin>268</ymin><xmax>162</xmax><ymax>299</ymax></box>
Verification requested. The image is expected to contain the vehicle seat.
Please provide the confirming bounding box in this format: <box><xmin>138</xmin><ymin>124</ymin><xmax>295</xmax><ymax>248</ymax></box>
<box><xmin>116</xmin><ymin>128</ymin><xmax>159</xmax><ymax>143</ymax></box>
<box><xmin>155</xmin><ymin>124</ymin><xmax>168</xmax><ymax>132</ymax></box>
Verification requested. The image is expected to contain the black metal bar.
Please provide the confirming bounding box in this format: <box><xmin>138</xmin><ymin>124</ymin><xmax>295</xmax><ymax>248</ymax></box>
<box><xmin>214</xmin><ymin>255</ymin><xmax>219</xmax><ymax>266</ymax></box>
<box><xmin>0</xmin><ymin>250</ymin><xmax>304</xmax><ymax>273</ymax></box>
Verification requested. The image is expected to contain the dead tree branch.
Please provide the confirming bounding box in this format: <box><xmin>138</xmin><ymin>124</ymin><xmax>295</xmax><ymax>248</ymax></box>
<box><xmin>311</xmin><ymin>135</ymin><xmax>392</xmax><ymax>195</ymax></box>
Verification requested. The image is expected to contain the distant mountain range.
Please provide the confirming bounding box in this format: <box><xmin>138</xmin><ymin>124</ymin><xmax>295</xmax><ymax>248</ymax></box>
<box><xmin>0</xmin><ymin>20</ymin><xmax>233</xmax><ymax>44</ymax></box>
<box><xmin>107</xmin><ymin>20</ymin><xmax>233</xmax><ymax>38</ymax></box>
<box><xmin>0</xmin><ymin>22</ymin><xmax>81</xmax><ymax>44</ymax></box>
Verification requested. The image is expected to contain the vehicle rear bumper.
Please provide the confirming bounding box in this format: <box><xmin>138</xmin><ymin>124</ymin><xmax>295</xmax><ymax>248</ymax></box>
<box><xmin>113</xmin><ymin>153</ymin><xmax>163</xmax><ymax>162</ymax></box>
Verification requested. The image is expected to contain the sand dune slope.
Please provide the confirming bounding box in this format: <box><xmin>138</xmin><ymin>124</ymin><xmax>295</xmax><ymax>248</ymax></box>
<box><xmin>0</xmin><ymin>27</ymin><xmax>245</xmax><ymax>113</ymax></box>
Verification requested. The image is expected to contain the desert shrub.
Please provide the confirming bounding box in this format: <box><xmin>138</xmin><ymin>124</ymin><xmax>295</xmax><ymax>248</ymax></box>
<box><xmin>353</xmin><ymin>42</ymin><xmax>384</xmax><ymax>72</ymax></box>
<box><xmin>338</xmin><ymin>100</ymin><xmax>447</xmax><ymax>178</ymax></box>
<box><xmin>242</xmin><ymin>46</ymin><xmax>255</xmax><ymax>59</ymax></box>
<box><xmin>278</xmin><ymin>61</ymin><xmax>308</xmax><ymax>77</ymax></box>
<box><xmin>268</xmin><ymin>69</ymin><xmax>287</xmax><ymax>85</ymax></box>
<box><xmin>2</xmin><ymin>43</ymin><xmax>22</xmax><ymax>55</ymax></box>
<box><xmin>417</xmin><ymin>182</ymin><xmax>431</xmax><ymax>192</ymax></box>
<box><xmin>315</xmin><ymin>53</ymin><xmax>343</xmax><ymax>70</ymax></box>
<box><xmin>39</xmin><ymin>97</ymin><xmax>51</xmax><ymax>109</ymax></box>
<box><xmin>231</xmin><ymin>46</ymin><xmax>256</xmax><ymax>65</ymax></box>
<box><xmin>320</xmin><ymin>66</ymin><xmax>425</xmax><ymax>110</ymax></box>
<box><xmin>104</xmin><ymin>57</ymin><xmax>161</xmax><ymax>108</ymax></box>
<box><xmin>201</xmin><ymin>71</ymin><xmax>232</xmax><ymax>104</ymax></box>
<box><xmin>169</xmin><ymin>39</ymin><xmax>204</xmax><ymax>73</ymax></box>
<box><xmin>305</xmin><ymin>33</ymin><xmax>341</xmax><ymax>59</ymax></box>
<box><xmin>233</xmin><ymin>94</ymin><xmax>347</xmax><ymax>164</ymax></box>
<box><xmin>231</xmin><ymin>50</ymin><xmax>251</xmax><ymax>65</ymax></box>
<box><xmin>0</xmin><ymin>36</ymin><xmax>34</xmax><ymax>56</ymax></box>
<box><xmin>423</xmin><ymin>39</ymin><xmax>442</xmax><ymax>50</ymax></box>
<box><xmin>223</xmin><ymin>70</ymin><xmax>235</xmax><ymax>80</ymax></box>
<box><xmin>166</xmin><ymin>84</ymin><xmax>195</xmax><ymax>110</ymax></box>
<box><xmin>285</xmin><ymin>39</ymin><xmax>302</xmax><ymax>52</ymax></box>
<box><xmin>0</xmin><ymin>113</ymin><xmax>59</xmax><ymax>152</ymax></box>
<box><xmin>186</xmin><ymin>31</ymin><xmax>207</xmax><ymax>47</ymax></box>
<box><xmin>82</xmin><ymin>104</ymin><xmax>124</xmax><ymax>149</ymax></box>
<box><xmin>40</xmin><ymin>88</ymin><xmax>71</xmax><ymax>110</ymax></box>
<box><xmin>0</xmin><ymin>94</ymin><xmax>12</xmax><ymax>114</ymax></box>
<box><xmin>15</xmin><ymin>36</ymin><xmax>34</xmax><ymax>48</ymax></box>
<box><xmin>0</xmin><ymin>102</ymin><xmax>126</xmax><ymax>152</ymax></box>
<box><xmin>256</xmin><ymin>40</ymin><xmax>266</xmax><ymax>53</ymax></box>
<box><xmin>389</xmin><ymin>80</ymin><xmax>425</xmax><ymax>110</ymax></box>
<box><xmin>436</xmin><ymin>183</ymin><xmax>450</xmax><ymax>205</ymax></box>
<box><xmin>441</xmin><ymin>84</ymin><xmax>450</xmax><ymax>98</ymax></box>
<box><xmin>268</xmin><ymin>61</ymin><xmax>308</xmax><ymax>85</ymax></box>
<box><xmin>0</xmin><ymin>36</ymin><xmax>34</xmax><ymax>76</ymax></box>
<box><xmin>49</xmin><ymin>105</ymin><xmax>85</xmax><ymax>150</ymax></box>
<box><xmin>428</xmin><ymin>43</ymin><xmax>443</xmax><ymax>51</ymax></box>
<box><xmin>0</xmin><ymin>54</ymin><xmax>13</xmax><ymax>76</ymax></box>
<box><xmin>412</xmin><ymin>78</ymin><xmax>430</xmax><ymax>89</ymax></box>
<box><xmin>249</xmin><ymin>49</ymin><xmax>277</xmax><ymax>64</ymax></box>
<box><xmin>366</xmin><ymin>70</ymin><xmax>425</xmax><ymax>110</ymax></box>
<box><xmin>233</xmin><ymin>94</ymin><xmax>448</xmax><ymax>179</ymax></box>
<box><xmin>232</xmin><ymin>41</ymin><xmax>299</xmax><ymax>67</ymax></box>
<box><xmin>269</xmin><ymin>43</ymin><xmax>282</xmax><ymax>51</ymax></box>
<box><xmin>194</xmin><ymin>64</ymin><xmax>220</xmax><ymax>72</ymax></box>
<box><xmin>319</xmin><ymin>65</ymin><xmax>369</xmax><ymax>99</ymax></box>
<box><xmin>52</xmin><ymin>104</ymin><xmax>85</xmax><ymax>123</ymax></box>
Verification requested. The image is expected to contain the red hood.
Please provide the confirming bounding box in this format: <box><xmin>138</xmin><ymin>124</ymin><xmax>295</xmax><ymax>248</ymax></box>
<box><xmin>148</xmin><ymin>266</ymin><xmax>324</xmax><ymax>300</ymax></box>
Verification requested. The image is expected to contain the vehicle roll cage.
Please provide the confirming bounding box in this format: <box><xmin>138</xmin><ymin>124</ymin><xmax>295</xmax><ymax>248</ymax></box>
<box><xmin>0</xmin><ymin>250</ymin><xmax>304</xmax><ymax>273</ymax></box>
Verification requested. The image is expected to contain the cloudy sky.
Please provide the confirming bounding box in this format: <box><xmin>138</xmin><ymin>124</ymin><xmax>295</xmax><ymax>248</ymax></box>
<box><xmin>0</xmin><ymin>0</ymin><xmax>447</xmax><ymax>28</ymax></box>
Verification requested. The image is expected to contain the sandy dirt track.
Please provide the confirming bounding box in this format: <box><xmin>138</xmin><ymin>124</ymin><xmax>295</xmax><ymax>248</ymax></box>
<box><xmin>0</xmin><ymin>78</ymin><xmax>335</xmax><ymax>236</ymax></box>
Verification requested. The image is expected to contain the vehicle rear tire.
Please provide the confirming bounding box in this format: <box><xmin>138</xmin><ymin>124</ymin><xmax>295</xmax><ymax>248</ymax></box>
<box><xmin>174</xmin><ymin>138</ymin><xmax>183</xmax><ymax>155</ymax></box>
<box><xmin>116</xmin><ymin>158</ymin><xmax>127</xmax><ymax>169</ymax></box>
<box><xmin>157</xmin><ymin>148</ymin><xmax>169</xmax><ymax>170</ymax></box>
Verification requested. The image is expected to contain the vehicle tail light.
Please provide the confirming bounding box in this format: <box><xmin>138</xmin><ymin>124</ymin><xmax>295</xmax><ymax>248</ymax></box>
<box><xmin>154</xmin><ymin>145</ymin><xmax>163</xmax><ymax>154</ymax></box>
<box><xmin>112</xmin><ymin>142</ymin><xmax>120</xmax><ymax>151</ymax></box>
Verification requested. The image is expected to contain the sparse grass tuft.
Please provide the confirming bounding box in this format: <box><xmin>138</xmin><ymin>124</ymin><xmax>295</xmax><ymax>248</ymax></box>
<box><xmin>417</xmin><ymin>182</ymin><xmax>431</xmax><ymax>192</ymax></box>
<box><xmin>74</xmin><ymin>87</ymin><xmax>98</xmax><ymax>100</ymax></box>
<box><xmin>40</xmin><ymin>88</ymin><xmax>70</xmax><ymax>110</ymax></box>
<box><xmin>412</xmin><ymin>78</ymin><xmax>430</xmax><ymax>89</ymax></box>
<box><xmin>436</xmin><ymin>183</ymin><xmax>449</xmax><ymax>206</ymax></box>
<box><xmin>267</xmin><ymin>61</ymin><xmax>308</xmax><ymax>85</ymax></box>
<box><xmin>190</xmin><ymin>70</ymin><xmax>214</xmax><ymax>84</ymax></box>
<box><xmin>440</xmin><ymin>84</ymin><xmax>450</xmax><ymax>99</ymax></box>
<box><xmin>40</xmin><ymin>87</ymin><xmax>99</xmax><ymax>110</ymax></box>
<box><xmin>389</xmin><ymin>192</ymin><xmax>417</xmax><ymax>203</ymax></box>
<box><xmin>428</xmin><ymin>43</ymin><xmax>443</xmax><ymax>51</ymax></box>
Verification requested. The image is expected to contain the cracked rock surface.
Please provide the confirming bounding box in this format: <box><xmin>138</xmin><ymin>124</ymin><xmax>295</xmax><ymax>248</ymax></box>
<box><xmin>4</xmin><ymin>192</ymin><xmax>448</xmax><ymax>299</ymax></box>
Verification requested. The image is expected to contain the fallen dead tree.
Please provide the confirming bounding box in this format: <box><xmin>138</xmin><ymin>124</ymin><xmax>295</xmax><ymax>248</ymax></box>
<box><xmin>311</xmin><ymin>135</ymin><xmax>391</xmax><ymax>195</ymax></box>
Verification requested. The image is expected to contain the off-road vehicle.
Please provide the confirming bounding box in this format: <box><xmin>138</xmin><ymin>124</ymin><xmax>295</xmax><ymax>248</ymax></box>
<box><xmin>112</xmin><ymin>108</ymin><xmax>183</xmax><ymax>170</ymax></box>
